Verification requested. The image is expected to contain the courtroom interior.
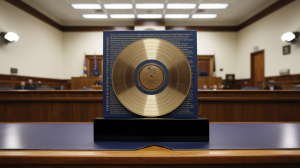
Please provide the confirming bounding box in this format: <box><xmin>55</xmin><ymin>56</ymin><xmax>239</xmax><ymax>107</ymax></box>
<box><xmin>0</xmin><ymin>0</ymin><xmax>300</xmax><ymax>167</ymax></box>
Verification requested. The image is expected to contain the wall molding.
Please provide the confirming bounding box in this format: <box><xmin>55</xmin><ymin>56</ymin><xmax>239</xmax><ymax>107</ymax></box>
<box><xmin>4</xmin><ymin>0</ymin><xmax>296</xmax><ymax>32</ymax></box>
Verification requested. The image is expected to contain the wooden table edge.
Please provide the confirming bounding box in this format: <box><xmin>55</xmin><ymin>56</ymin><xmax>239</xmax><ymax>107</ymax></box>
<box><xmin>0</xmin><ymin>149</ymin><xmax>300</xmax><ymax>164</ymax></box>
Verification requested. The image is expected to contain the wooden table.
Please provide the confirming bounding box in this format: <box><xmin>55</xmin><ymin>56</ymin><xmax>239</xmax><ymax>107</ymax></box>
<box><xmin>0</xmin><ymin>122</ymin><xmax>300</xmax><ymax>167</ymax></box>
<box><xmin>0</xmin><ymin>146</ymin><xmax>299</xmax><ymax>167</ymax></box>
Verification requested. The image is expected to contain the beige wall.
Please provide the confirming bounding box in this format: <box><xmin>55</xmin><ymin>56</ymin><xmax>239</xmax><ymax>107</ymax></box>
<box><xmin>1</xmin><ymin>0</ymin><xmax>300</xmax><ymax>80</ymax></box>
<box><xmin>197</xmin><ymin>32</ymin><xmax>237</xmax><ymax>79</ymax></box>
<box><xmin>0</xmin><ymin>1</ymin><xmax>64</xmax><ymax>79</ymax></box>
<box><xmin>62</xmin><ymin>32</ymin><xmax>103</xmax><ymax>78</ymax></box>
<box><xmin>236</xmin><ymin>1</ymin><xmax>300</xmax><ymax>79</ymax></box>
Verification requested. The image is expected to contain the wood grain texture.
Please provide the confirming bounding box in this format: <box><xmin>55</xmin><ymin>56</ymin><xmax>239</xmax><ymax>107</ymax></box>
<box><xmin>0</xmin><ymin>146</ymin><xmax>299</xmax><ymax>166</ymax></box>
<box><xmin>1</xmin><ymin>90</ymin><xmax>300</xmax><ymax>122</ymax></box>
<box><xmin>198</xmin><ymin>90</ymin><xmax>300</xmax><ymax>122</ymax></box>
<box><xmin>0</xmin><ymin>91</ymin><xmax>102</xmax><ymax>122</ymax></box>
<box><xmin>71</xmin><ymin>77</ymin><xmax>100</xmax><ymax>90</ymax></box>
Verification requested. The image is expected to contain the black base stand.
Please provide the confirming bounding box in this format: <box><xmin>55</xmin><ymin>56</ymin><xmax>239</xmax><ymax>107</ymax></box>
<box><xmin>94</xmin><ymin>117</ymin><xmax>209</xmax><ymax>142</ymax></box>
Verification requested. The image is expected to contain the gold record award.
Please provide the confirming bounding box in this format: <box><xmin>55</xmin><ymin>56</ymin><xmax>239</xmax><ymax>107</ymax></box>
<box><xmin>112</xmin><ymin>38</ymin><xmax>191</xmax><ymax>117</ymax></box>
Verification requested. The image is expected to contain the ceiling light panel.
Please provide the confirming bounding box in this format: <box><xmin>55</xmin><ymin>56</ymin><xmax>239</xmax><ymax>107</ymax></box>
<box><xmin>82</xmin><ymin>14</ymin><xmax>108</xmax><ymax>19</ymax></box>
<box><xmin>110</xmin><ymin>14</ymin><xmax>135</xmax><ymax>19</ymax></box>
<box><xmin>165</xmin><ymin>14</ymin><xmax>190</xmax><ymax>19</ymax></box>
<box><xmin>192</xmin><ymin>14</ymin><xmax>217</xmax><ymax>19</ymax></box>
<box><xmin>71</xmin><ymin>4</ymin><xmax>101</xmax><ymax>9</ymax></box>
<box><xmin>136</xmin><ymin>4</ymin><xmax>164</xmax><ymax>9</ymax></box>
<box><xmin>198</xmin><ymin>3</ymin><xmax>229</xmax><ymax>9</ymax></box>
<box><xmin>104</xmin><ymin>4</ymin><xmax>133</xmax><ymax>9</ymax></box>
<box><xmin>137</xmin><ymin>14</ymin><xmax>163</xmax><ymax>19</ymax></box>
<box><xmin>167</xmin><ymin>3</ymin><xmax>196</xmax><ymax>9</ymax></box>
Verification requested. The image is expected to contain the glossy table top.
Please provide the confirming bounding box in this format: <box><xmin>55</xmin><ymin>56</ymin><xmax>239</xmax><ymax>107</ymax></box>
<box><xmin>0</xmin><ymin>123</ymin><xmax>299</xmax><ymax>150</ymax></box>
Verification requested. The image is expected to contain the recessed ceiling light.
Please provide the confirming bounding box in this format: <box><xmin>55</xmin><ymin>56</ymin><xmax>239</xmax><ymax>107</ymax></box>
<box><xmin>136</xmin><ymin>4</ymin><xmax>164</xmax><ymax>9</ymax></box>
<box><xmin>198</xmin><ymin>3</ymin><xmax>229</xmax><ymax>9</ymax></box>
<box><xmin>71</xmin><ymin>4</ymin><xmax>101</xmax><ymax>9</ymax></box>
<box><xmin>165</xmin><ymin>14</ymin><xmax>190</xmax><ymax>19</ymax></box>
<box><xmin>110</xmin><ymin>14</ymin><xmax>135</xmax><ymax>19</ymax></box>
<box><xmin>192</xmin><ymin>14</ymin><xmax>217</xmax><ymax>19</ymax></box>
<box><xmin>167</xmin><ymin>3</ymin><xmax>196</xmax><ymax>9</ymax></box>
<box><xmin>137</xmin><ymin>14</ymin><xmax>163</xmax><ymax>19</ymax></box>
<box><xmin>103</xmin><ymin>4</ymin><xmax>133</xmax><ymax>9</ymax></box>
<box><xmin>82</xmin><ymin>14</ymin><xmax>108</xmax><ymax>19</ymax></box>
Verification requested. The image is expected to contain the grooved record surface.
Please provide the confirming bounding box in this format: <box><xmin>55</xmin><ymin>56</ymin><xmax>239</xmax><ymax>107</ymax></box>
<box><xmin>0</xmin><ymin>123</ymin><xmax>299</xmax><ymax>150</ymax></box>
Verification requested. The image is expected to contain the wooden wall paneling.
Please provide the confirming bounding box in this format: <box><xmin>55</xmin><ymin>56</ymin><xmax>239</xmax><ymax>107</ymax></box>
<box><xmin>1</xmin><ymin>90</ymin><xmax>300</xmax><ymax>122</ymax></box>
<box><xmin>265</xmin><ymin>74</ymin><xmax>300</xmax><ymax>89</ymax></box>
<box><xmin>71</xmin><ymin>77</ymin><xmax>100</xmax><ymax>90</ymax></box>
<box><xmin>0</xmin><ymin>91</ymin><xmax>102</xmax><ymax>122</ymax></box>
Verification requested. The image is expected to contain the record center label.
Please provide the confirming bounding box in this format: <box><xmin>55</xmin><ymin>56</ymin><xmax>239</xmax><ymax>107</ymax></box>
<box><xmin>138</xmin><ymin>64</ymin><xmax>165</xmax><ymax>91</ymax></box>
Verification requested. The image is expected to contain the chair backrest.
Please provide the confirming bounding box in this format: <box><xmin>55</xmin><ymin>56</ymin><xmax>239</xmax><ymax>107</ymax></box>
<box><xmin>199</xmin><ymin>70</ymin><xmax>208</xmax><ymax>77</ymax></box>
<box><xmin>0</xmin><ymin>87</ymin><xmax>15</xmax><ymax>90</ymax></box>
<box><xmin>79</xmin><ymin>88</ymin><xmax>94</xmax><ymax>90</ymax></box>
<box><xmin>241</xmin><ymin>87</ymin><xmax>260</xmax><ymax>90</ymax></box>
<box><xmin>289</xmin><ymin>87</ymin><xmax>300</xmax><ymax>90</ymax></box>
<box><xmin>36</xmin><ymin>88</ymin><xmax>54</xmax><ymax>90</ymax></box>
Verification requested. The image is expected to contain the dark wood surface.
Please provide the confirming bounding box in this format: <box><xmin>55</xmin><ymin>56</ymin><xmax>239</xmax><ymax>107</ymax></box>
<box><xmin>198</xmin><ymin>77</ymin><xmax>222</xmax><ymax>89</ymax></box>
<box><xmin>198</xmin><ymin>90</ymin><xmax>300</xmax><ymax>122</ymax></box>
<box><xmin>71</xmin><ymin>77</ymin><xmax>101</xmax><ymax>90</ymax></box>
<box><xmin>0</xmin><ymin>146</ymin><xmax>299</xmax><ymax>168</ymax></box>
<box><xmin>265</xmin><ymin>74</ymin><xmax>300</xmax><ymax>89</ymax></box>
<box><xmin>0</xmin><ymin>74</ymin><xmax>70</xmax><ymax>89</ymax></box>
<box><xmin>1</xmin><ymin>90</ymin><xmax>300</xmax><ymax>122</ymax></box>
<box><xmin>0</xmin><ymin>91</ymin><xmax>102</xmax><ymax>122</ymax></box>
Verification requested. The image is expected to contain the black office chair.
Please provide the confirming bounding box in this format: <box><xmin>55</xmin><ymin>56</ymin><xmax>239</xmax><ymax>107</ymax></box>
<box><xmin>199</xmin><ymin>70</ymin><xmax>208</xmax><ymax>77</ymax></box>
<box><xmin>0</xmin><ymin>87</ymin><xmax>15</xmax><ymax>90</ymax></box>
<box><xmin>241</xmin><ymin>87</ymin><xmax>260</xmax><ymax>90</ymax></box>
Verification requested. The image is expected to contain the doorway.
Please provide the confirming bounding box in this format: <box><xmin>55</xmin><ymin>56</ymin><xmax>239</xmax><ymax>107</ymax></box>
<box><xmin>251</xmin><ymin>50</ymin><xmax>264</xmax><ymax>88</ymax></box>
<box><xmin>197</xmin><ymin>55</ymin><xmax>214</xmax><ymax>77</ymax></box>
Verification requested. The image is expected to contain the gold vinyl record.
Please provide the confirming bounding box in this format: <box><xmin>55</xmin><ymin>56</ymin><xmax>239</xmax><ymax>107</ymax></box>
<box><xmin>112</xmin><ymin>38</ymin><xmax>191</xmax><ymax>117</ymax></box>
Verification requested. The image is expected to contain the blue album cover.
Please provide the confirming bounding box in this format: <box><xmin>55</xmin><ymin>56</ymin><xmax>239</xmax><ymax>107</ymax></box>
<box><xmin>103</xmin><ymin>30</ymin><xmax>198</xmax><ymax>118</ymax></box>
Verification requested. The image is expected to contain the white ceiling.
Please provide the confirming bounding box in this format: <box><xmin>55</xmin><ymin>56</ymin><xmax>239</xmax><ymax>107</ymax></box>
<box><xmin>22</xmin><ymin>0</ymin><xmax>278</xmax><ymax>26</ymax></box>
